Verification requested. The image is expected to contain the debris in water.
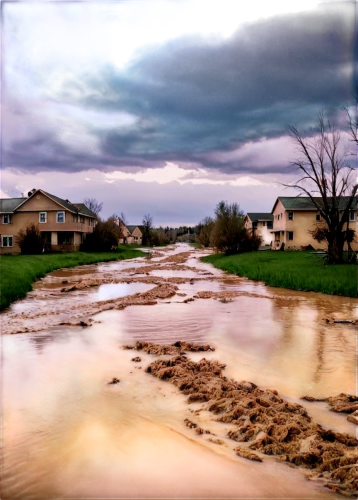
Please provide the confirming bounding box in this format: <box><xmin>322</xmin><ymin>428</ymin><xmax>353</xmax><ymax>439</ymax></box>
<box><xmin>123</xmin><ymin>341</ymin><xmax>215</xmax><ymax>356</ymax></box>
<box><xmin>108</xmin><ymin>378</ymin><xmax>120</xmax><ymax>384</ymax></box>
<box><xmin>131</xmin><ymin>357</ymin><xmax>142</xmax><ymax>362</ymax></box>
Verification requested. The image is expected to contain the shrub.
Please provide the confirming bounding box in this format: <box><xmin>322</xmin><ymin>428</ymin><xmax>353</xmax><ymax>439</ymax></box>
<box><xmin>210</xmin><ymin>201</ymin><xmax>247</xmax><ymax>254</ymax></box>
<box><xmin>196</xmin><ymin>217</ymin><xmax>215</xmax><ymax>247</ymax></box>
<box><xmin>81</xmin><ymin>217</ymin><xmax>121</xmax><ymax>252</ymax></box>
<box><xmin>16</xmin><ymin>223</ymin><xmax>45</xmax><ymax>254</ymax></box>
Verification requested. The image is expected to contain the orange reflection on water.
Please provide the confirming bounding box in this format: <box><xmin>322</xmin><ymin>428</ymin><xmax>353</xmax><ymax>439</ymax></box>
<box><xmin>2</xmin><ymin>418</ymin><xmax>334</xmax><ymax>499</ymax></box>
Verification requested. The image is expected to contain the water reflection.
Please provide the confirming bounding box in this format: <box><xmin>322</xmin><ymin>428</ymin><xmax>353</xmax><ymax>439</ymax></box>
<box><xmin>96</xmin><ymin>282</ymin><xmax>153</xmax><ymax>301</ymax></box>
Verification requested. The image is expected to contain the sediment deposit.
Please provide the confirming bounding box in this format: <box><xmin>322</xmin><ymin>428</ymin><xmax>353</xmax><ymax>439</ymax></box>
<box><xmin>126</xmin><ymin>341</ymin><xmax>358</xmax><ymax>497</ymax></box>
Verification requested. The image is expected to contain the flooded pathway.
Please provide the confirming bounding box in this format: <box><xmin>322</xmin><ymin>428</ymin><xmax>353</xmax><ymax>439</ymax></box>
<box><xmin>1</xmin><ymin>244</ymin><xmax>357</xmax><ymax>499</ymax></box>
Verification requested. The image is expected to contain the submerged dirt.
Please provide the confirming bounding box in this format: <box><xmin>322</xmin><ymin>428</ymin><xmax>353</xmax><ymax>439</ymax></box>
<box><xmin>126</xmin><ymin>341</ymin><xmax>357</xmax><ymax>497</ymax></box>
<box><xmin>302</xmin><ymin>394</ymin><xmax>358</xmax><ymax>426</ymax></box>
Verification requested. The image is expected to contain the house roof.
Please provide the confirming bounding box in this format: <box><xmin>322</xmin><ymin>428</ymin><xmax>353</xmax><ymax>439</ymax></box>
<box><xmin>41</xmin><ymin>190</ymin><xmax>78</xmax><ymax>213</ymax></box>
<box><xmin>0</xmin><ymin>190</ymin><xmax>98</xmax><ymax>217</ymax></box>
<box><xmin>73</xmin><ymin>203</ymin><xmax>97</xmax><ymax>218</ymax></box>
<box><xmin>246</xmin><ymin>212</ymin><xmax>273</xmax><ymax>222</ymax></box>
<box><xmin>127</xmin><ymin>225</ymin><xmax>143</xmax><ymax>234</ymax></box>
<box><xmin>273</xmin><ymin>196</ymin><xmax>358</xmax><ymax>213</ymax></box>
<box><xmin>0</xmin><ymin>197</ymin><xmax>27</xmax><ymax>213</ymax></box>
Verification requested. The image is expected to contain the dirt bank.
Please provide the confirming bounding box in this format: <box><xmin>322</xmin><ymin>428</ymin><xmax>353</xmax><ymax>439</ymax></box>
<box><xmin>126</xmin><ymin>341</ymin><xmax>358</xmax><ymax>497</ymax></box>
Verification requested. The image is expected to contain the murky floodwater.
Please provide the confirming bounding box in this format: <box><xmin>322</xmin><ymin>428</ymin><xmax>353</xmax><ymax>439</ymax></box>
<box><xmin>1</xmin><ymin>244</ymin><xmax>356</xmax><ymax>499</ymax></box>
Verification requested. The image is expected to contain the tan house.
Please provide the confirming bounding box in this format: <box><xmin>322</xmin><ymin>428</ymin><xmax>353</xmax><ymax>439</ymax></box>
<box><xmin>118</xmin><ymin>223</ymin><xmax>143</xmax><ymax>245</ymax></box>
<box><xmin>127</xmin><ymin>226</ymin><xmax>143</xmax><ymax>245</ymax></box>
<box><xmin>244</xmin><ymin>213</ymin><xmax>273</xmax><ymax>246</ymax></box>
<box><xmin>271</xmin><ymin>196</ymin><xmax>358</xmax><ymax>251</ymax></box>
<box><xmin>0</xmin><ymin>189</ymin><xmax>97</xmax><ymax>254</ymax></box>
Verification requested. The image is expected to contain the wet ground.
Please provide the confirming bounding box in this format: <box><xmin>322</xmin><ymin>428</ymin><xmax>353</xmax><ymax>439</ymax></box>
<box><xmin>1</xmin><ymin>243</ymin><xmax>357</xmax><ymax>499</ymax></box>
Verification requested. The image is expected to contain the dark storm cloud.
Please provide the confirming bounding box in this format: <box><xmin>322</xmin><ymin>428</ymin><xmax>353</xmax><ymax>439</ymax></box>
<box><xmin>3</xmin><ymin>4</ymin><xmax>355</xmax><ymax>174</ymax></box>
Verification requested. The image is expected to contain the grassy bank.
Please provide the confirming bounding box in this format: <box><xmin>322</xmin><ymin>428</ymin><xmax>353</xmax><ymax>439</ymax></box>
<box><xmin>202</xmin><ymin>251</ymin><xmax>357</xmax><ymax>297</ymax></box>
<box><xmin>0</xmin><ymin>245</ymin><xmax>145</xmax><ymax>311</ymax></box>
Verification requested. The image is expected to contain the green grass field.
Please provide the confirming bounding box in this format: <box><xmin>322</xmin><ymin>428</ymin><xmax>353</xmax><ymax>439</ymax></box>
<box><xmin>202</xmin><ymin>251</ymin><xmax>357</xmax><ymax>297</ymax></box>
<box><xmin>0</xmin><ymin>245</ymin><xmax>145</xmax><ymax>311</ymax></box>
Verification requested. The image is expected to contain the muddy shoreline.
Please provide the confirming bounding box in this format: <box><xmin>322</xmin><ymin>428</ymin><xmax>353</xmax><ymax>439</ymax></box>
<box><xmin>1</xmin><ymin>251</ymin><xmax>263</xmax><ymax>335</ymax></box>
<box><xmin>123</xmin><ymin>341</ymin><xmax>357</xmax><ymax>497</ymax></box>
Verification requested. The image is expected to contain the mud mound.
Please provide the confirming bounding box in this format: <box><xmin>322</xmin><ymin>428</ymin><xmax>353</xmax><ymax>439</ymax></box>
<box><xmin>158</xmin><ymin>252</ymin><xmax>193</xmax><ymax>264</ymax></box>
<box><xmin>137</xmin><ymin>347</ymin><xmax>357</xmax><ymax>497</ymax></box>
<box><xmin>302</xmin><ymin>394</ymin><xmax>358</xmax><ymax>426</ymax></box>
<box><xmin>193</xmin><ymin>290</ymin><xmax>273</xmax><ymax>301</ymax></box>
<box><xmin>123</xmin><ymin>341</ymin><xmax>215</xmax><ymax>356</ymax></box>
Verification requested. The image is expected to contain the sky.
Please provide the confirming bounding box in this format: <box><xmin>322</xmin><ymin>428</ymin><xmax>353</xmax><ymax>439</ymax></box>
<box><xmin>1</xmin><ymin>0</ymin><xmax>356</xmax><ymax>226</ymax></box>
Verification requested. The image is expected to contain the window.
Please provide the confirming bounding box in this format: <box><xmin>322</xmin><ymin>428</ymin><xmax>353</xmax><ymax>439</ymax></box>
<box><xmin>80</xmin><ymin>216</ymin><xmax>85</xmax><ymax>224</ymax></box>
<box><xmin>281</xmin><ymin>231</ymin><xmax>284</xmax><ymax>235</ymax></box>
<box><xmin>57</xmin><ymin>211</ymin><xmax>65</xmax><ymax>223</ymax></box>
<box><xmin>288</xmin><ymin>211</ymin><xmax>294</xmax><ymax>221</ymax></box>
<box><xmin>2</xmin><ymin>214</ymin><xmax>12</xmax><ymax>224</ymax></box>
<box><xmin>1</xmin><ymin>235</ymin><xmax>13</xmax><ymax>247</ymax></box>
<box><xmin>262</xmin><ymin>221</ymin><xmax>266</xmax><ymax>226</ymax></box>
<box><xmin>349</xmin><ymin>211</ymin><xmax>356</xmax><ymax>222</ymax></box>
<box><xmin>288</xmin><ymin>231</ymin><xmax>294</xmax><ymax>241</ymax></box>
<box><xmin>39</xmin><ymin>212</ymin><xmax>47</xmax><ymax>223</ymax></box>
<box><xmin>316</xmin><ymin>214</ymin><xmax>321</xmax><ymax>221</ymax></box>
<box><xmin>267</xmin><ymin>221</ymin><xmax>273</xmax><ymax>230</ymax></box>
<box><xmin>72</xmin><ymin>215</ymin><xmax>78</xmax><ymax>223</ymax></box>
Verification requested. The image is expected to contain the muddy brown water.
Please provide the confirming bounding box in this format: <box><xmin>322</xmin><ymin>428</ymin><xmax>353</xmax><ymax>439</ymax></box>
<box><xmin>1</xmin><ymin>244</ymin><xmax>356</xmax><ymax>499</ymax></box>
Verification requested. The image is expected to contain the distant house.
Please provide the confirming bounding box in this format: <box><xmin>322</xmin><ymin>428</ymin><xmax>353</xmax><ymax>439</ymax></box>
<box><xmin>271</xmin><ymin>196</ymin><xmax>357</xmax><ymax>250</ymax></box>
<box><xmin>118</xmin><ymin>223</ymin><xmax>143</xmax><ymax>245</ymax></box>
<box><xmin>0</xmin><ymin>189</ymin><xmax>97</xmax><ymax>254</ymax></box>
<box><xmin>126</xmin><ymin>225</ymin><xmax>143</xmax><ymax>245</ymax></box>
<box><xmin>244</xmin><ymin>213</ymin><xmax>273</xmax><ymax>246</ymax></box>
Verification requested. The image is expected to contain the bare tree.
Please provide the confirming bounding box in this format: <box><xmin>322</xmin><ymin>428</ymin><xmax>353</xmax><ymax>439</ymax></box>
<box><xmin>119</xmin><ymin>212</ymin><xmax>127</xmax><ymax>225</ymax></box>
<box><xmin>83</xmin><ymin>197</ymin><xmax>103</xmax><ymax>216</ymax></box>
<box><xmin>142</xmin><ymin>213</ymin><xmax>153</xmax><ymax>246</ymax></box>
<box><xmin>346</xmin><ymin>103</ymin><xmax>358</xmax><ymax>145</ymax></box>
<box><xmin>287</xmin><ymin>113</ymin><xmax>357</xmax><ymax>263</ymax></box>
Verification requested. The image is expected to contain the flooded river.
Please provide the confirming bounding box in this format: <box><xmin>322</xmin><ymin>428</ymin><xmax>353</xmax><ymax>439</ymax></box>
<box><xmin>1</xmin><ymin>244</ymin><xmax>357</xmax><ymax>499</ymax></box>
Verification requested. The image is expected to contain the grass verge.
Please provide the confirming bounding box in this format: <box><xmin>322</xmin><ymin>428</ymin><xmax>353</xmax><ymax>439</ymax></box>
<box><xmin>202</xmin><ymin>251</ymin><xmax>357</xmax><ymax>297</ymax></box>
<box><xmin>0</xmin><ymin>245</ymin><xmax>145</xmax><ymax>311</ymax></box>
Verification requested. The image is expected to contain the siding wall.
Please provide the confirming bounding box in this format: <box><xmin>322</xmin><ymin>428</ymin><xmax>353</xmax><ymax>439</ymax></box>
<box><xmin>272</xmin><ymin>201</ymin><xmax>358</xmax><ymax>251</ymax></box>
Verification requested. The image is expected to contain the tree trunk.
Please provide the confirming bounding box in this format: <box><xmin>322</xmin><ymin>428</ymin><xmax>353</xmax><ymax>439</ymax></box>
<box><xmin>327</xmin><ymin>233</ymin><xmax>343</xmax><ymax>264</ymax></box>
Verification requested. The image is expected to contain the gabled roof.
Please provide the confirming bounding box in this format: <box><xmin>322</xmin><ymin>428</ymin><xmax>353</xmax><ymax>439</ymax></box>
<box><xmin>246</xmin><ymin>212</ymin><xmax>273</xmax><ymax>222</ymax></box>
<box><xmin>1</xmin><ymin>190</ymin><xmax>99</xmax><ymax>216</ymax></box>
<box><xmin>73</xmin><ymin>203</ymin><xmax>97</xmax><ymax>218</ymax></box>
<box><xmin>0</xmin><ymin>197</ymin><xmax>27</xmax><ymax>213</ymax></box>
<box><xmin>272</xmin><ymin>196</ymin><xmax>358</xmax><ymax>213</ymax></box>
<box><xmin>127</xmin><ymin>225</ymin><xmax>143</xmax><ymax>234</ymax></box>
<box><xmin>41</xmin><ymin>190</ymin><xmax>78</xmax><ymax>213</ymax></box>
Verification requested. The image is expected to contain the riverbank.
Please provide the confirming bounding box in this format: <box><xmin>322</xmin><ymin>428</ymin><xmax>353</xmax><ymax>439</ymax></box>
<box><xmin>0</xmin><ymin>245</ymin><xmax>145</xmax><ymax>311</ymax></box>
<box><xmin>202</xmin><ymin>251</ymin><xmax>357</xmax><ymax>297</ymax></box>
